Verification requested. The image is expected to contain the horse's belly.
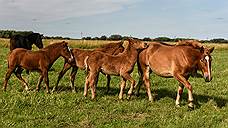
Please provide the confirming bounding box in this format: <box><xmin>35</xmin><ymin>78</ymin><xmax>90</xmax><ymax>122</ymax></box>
<box><xmin>101</xmin><ymin>68</ymin><xmax>119</xmax><ymax>76</ymax></box>
<box><xmin>149</xmin><ymin>64</ymin><xmax>173</xmax><ymax>77</ymax></box>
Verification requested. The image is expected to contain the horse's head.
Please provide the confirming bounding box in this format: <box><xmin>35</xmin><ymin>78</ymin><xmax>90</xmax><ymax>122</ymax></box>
<box><xmin>60</xmin><ymin>42</ymin><xmax>74</xmax><ymax>63</ymax></box>
<box><xmin>127</xmin><ymin>38</ymin><xmax>148</xmax><ymax>50</ymax></box>
<box><xmin>29</xmin><ymin>33</ymin><xmax>43</xmax><ymax>49</ymax></box>
<box><xmin>198</xmin><ymin>46</ymin><xmax>214</xmax><ymax>82</ymax></box>
<box><xmin>35</xmin><ymin>34</ymin><xmax>43</xmax><ymax>49</ymax></box>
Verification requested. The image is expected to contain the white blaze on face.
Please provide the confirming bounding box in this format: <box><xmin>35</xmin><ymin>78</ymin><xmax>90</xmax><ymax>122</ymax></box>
<box><xmin>205</xmin><ymin>55</ymin><xmax>211</xmax><ymax>78</ymax></box>
<box><xmin>67</xmin><ymin>46</ymin><xmax>74</xmax><ymax>60</ymax></box>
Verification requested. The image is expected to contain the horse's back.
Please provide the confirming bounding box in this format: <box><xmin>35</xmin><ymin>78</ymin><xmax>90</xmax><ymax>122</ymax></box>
<box><xmin>10</xmin><ymin>35</ymin><xmax>31</xmax><ymax>51</ymax></box>
<box><xmin>143</xmin><ymin>43</ymin><xmax>200</xmax><ymax>77</ymax></box>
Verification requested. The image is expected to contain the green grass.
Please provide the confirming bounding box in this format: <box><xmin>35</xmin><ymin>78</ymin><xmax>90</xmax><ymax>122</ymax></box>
<box><xmin>0</xmin><ymin>40</ymin><xmax>228</xmax><ymax>128</ymax></box>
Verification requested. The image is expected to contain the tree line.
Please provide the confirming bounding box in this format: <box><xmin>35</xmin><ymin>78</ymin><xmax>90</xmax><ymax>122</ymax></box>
<box><xmin>0</xmin><ymin>30</ymin><xmax>228</xmax><ymax>43</ymax></box>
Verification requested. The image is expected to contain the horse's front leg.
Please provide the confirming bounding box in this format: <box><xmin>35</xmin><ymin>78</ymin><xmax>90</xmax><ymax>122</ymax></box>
<box><xmin>43</xmin><ymin>70</ymin><xmax>50</xmax><ymax>94</ymax></box>
<box><xmin>36</xmin><ymin>75</ymin><xmax>43</xmax><ymax>92</ymax></box>
<box><xmin>3</xmin><ymin>68</ymin><xmax>14</xmax><ymax>91</ymax></box>
<box><xmin>53</xmin><ymin>62</ymin><xmax>72</xmax><ymax>92</ymax></box>
<box><xmin>70</xmin><ymin>67</ymin><xmax>78</xmax><ymax>93</ymax></box>
<box><xmin>174</xmin><ymin>74</ymin><xmax>194</xmax><ymax>109</ymax></box>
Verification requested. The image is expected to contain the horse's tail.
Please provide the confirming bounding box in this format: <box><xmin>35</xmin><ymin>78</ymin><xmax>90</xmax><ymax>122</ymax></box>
<box><xmin>84</xmin><ymin>56</ymin><xmax>89</xmax><ymax>75</ymax></box>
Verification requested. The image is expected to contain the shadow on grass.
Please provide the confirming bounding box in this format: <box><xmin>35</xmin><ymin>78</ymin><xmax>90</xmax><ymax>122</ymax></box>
<box><xmin>50</xmin><ymin>85</ymin><xmax>227</xmax><ymax>108</ymax></box>
<box><xmin>137</xmin><ymin>88</ymin><xmax>227</xmax><ymax>108</ymax></box>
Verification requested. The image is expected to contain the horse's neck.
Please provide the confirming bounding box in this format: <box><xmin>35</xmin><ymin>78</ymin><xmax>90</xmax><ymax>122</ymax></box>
<box><xmin>124</xmin><ymin>45</ymin><xmax>138</xmax><ymax>63</ymax></box>
<box><xmin>46</xmin><ymin>47</ymin><xmax>61</xmax><ymax>64</ymax></box>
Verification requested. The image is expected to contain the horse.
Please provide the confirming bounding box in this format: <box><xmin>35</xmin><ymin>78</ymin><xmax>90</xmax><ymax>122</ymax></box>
<box><xmin>3</xmin><ymin>41</ymin><xmax>74</xmax><ymax>93</ymax></box>
<box><xmin>10</xmin><ymin>33</ymin><xmax>43</xmax><ymax>51</ymax></box>
<box><xmin>53</xmin><ymin>41</ymin><xmax>124</xmax><ymax>92</ymax></box>
<box><xmin>136</xmin><ymin>40</ymin><xmax>214</xmax><ymax>108</ymax></box>
<box><xmin>84</xmin><ymin>38</ymin><xmax>148</xmax><ymax>99</ymax></box>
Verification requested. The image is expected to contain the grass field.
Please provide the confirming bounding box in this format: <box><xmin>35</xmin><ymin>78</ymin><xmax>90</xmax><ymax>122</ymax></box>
<box><xmin>0</xmin><ymin>39</ymin><xmax>228</xmax><ymax>128</ymax></box>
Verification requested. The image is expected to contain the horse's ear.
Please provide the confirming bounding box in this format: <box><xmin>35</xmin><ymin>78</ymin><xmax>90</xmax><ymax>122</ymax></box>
<box><xmin>209</xmin><ymin>47</ymin><xmax>214</xmax><ymax>53</ymax></box>
<box><xmin>126</xmin><ymin>38</ymin><xmax>134</xmax><ymax>42</ymax></box>
<box><xmin>200</xmin><ymin>46</ymin><xmax>204</xmax><ymax>53</ymax></box>
<box><xmin>122</xmin><ymin>40</ymin><xmax>128</xmax><ymax>48</ymax></box>
<box><xmin>62</xmin><ymin>41</ymin><xmax>68</xmax><ymax>46</ymax></box>
<box><xmin>40</xmin><ymin>34</ymin><xmax>44</xmax><ymax>39</ymax></box>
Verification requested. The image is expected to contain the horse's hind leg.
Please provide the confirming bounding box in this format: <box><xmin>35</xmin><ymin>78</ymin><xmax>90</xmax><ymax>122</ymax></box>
<box><xmin>84</xmin><ymin>72</ymin><xmax>90</xmax><ymax>97</ymax></box>
<box><xmin>89</xmin><ymin>72</ymin><xmax>99</xmax><ymax>99</ymax></box>
<box><xmin>174</xmin><ymin>74</ymin><xmax>193</xmax><ymax>109</ymax></box>
<box><xmin>119</xmin><ymin>78</ymin><xmax>126</xmax><ymax>100</ymax></box>
<box><xmin>106</xmin><ymin>75</ymin><xmax>111</xmax><ymax>94</ymax></box>
<box><xmin>53</xmin><ymin>62</ymin><xmax>72</xmax><ymax>92</ymax></box>
<box><xmin>15</xmin><ymin>67</ymin><xmax>29</xmax><ymax>91</ymax></box>
<box><xmin>143</xmin><ymin>67</ymin><xmax>153</xmax><ymax>101</ymax></box>
<box><xmin>36</xmin><ymin>74</ymin><xmax>43</xmax><ymax>92</ymax></box>
<box><xmin>70</xmin><ymin>67</ymin><xmax>78</xmax><ymax>93</ymax></box>
<box><xmin>122</xmin><ymin>73</ymin><xmax>135</xmax><ymax>100</ymax></box>
<box><xmin>175</xmin><ymin>83</ymin><xmax>184</xmax><ymax>107</ymax></box>
<box><xmin>3</xmin><ymin>68</ymin><xmax>14</xmax><ymax>91</ymax></box>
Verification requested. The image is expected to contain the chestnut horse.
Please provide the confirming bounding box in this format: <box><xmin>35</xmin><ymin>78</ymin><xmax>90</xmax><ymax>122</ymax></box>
<box><xmin>136</xmin><ymin>41</ymin><xmax>214</xmax><ymax>108</ymax></box>
<box><xmin>3</xmin><ymin>41</ymin><xmax>74</xmax><ymax>93</ymax></box>
<box><xmin>53</xmin><ymin>41</ymin><xmax>124</xmax><ymax>92</ymax></box>
<box><xmin>84</xmin><ymin>38</ymin><xmax>148</xmax><ymax>99</ymax></box>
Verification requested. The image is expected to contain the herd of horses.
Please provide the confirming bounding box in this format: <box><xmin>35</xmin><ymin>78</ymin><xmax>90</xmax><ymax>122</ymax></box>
<box><xmin>2</xmin><ymin>33</ymin><xmax>214</xmax><ymax>109</ymax></box>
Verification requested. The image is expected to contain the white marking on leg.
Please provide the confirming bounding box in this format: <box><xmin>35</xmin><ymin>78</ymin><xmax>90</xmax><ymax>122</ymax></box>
<box><xmin>205</xmin><ymin>56</ymin><xmax>211</xmax><ymax>79</ymax></box>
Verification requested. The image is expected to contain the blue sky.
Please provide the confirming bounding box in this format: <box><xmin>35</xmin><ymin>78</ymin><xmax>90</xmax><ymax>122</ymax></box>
<box><xmin>0</xmin><ymin>0</ymin><xmax>228</xmax><ymax>39</ymax></box>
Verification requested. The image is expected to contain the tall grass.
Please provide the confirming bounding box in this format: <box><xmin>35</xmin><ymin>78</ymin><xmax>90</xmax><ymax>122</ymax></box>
<box><xmin>0</xmin><ymin>39</ymin><xmax>227</xmax><ymax>128</ymax></box>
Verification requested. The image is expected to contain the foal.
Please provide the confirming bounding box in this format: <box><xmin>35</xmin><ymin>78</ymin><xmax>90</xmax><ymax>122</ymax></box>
<box><xmin>53</xmin><ymin>41</ymin><xmax>124</xmax><ymax>92</ymax></box>
<box><xmin>136</xmin><ymin>41</ymin><xmax>214</xmax><ymax>108</ymax></box>
<box><xmin>84</xmin><ymin>38</ymin><xmax>148</xmax><ymax>99</ymax></box>
<box><xmin>3</xmin><ymin>41</ymin><xmax>74</xmax><ymax>93</ymax></box>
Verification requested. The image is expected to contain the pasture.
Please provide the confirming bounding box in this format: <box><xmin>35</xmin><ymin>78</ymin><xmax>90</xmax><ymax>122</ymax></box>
<box><xmin>0</xmin><ymin>38</ymin><xmax>228</xmax><ymax>128</ymax></box>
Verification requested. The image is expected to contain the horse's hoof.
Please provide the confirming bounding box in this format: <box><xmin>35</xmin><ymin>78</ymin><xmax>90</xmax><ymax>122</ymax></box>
<box><xmin>91</xmin><ymin>96</ymin><xmax>96</xmax><ymax>100</ymax></box>
<box><xmin>135</xmin><ymin>93</ymin><xmax>140</xmax><ymax>97</ymax></box>
<box><xmin>176</xmin><ymin>104</ymin><xmax>181</xmax><ymax>108</ymax></box>
<box><xmin>188</xmin><ymin>104</ymin><xmax>195</xmax><ymax>110</ymax></box>
<box><xmin>127</xmin><ymin>95</ymin><xmax>131</xmax><ymax>100</ymax></box>
<box><xmin>72</xmin><ymin>89</ymin><xmax>76</xmax><ymax>93</ymax></box>
<box><xmin>119</xmin><ymin>96</ymin><xmax>123</xmax><ymax>100</ymax></box>
<box><xmin>2</xmin><ymin>88</ymin><xmax>6</xmax><ymax>92</ymax></box>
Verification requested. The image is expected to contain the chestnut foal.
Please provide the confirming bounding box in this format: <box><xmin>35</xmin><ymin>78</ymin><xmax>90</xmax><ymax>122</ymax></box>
<box><xmin>3</xmin><ymin>41</ymin><xmax>74</xmax><ymax>93</ymax></box>
<box><xmin>84</xmin><ymin>38</ymin><xmax>148</xmax><ymax>99</ymax></box>
<box><xmin>53</xmin><ymin>42</ymin><xmax>124</xmax><ymax>92</ymax></box>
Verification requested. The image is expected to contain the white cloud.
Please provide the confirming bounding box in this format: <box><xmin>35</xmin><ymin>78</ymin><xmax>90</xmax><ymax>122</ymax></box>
<box><xmin>0</xmin><ymin>0</ymin><xmax>141</xmax><ymax>23</ymax></box>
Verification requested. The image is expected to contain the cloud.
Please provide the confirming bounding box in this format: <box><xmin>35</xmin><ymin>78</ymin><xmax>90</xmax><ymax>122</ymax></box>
<box><xmin>0</xmin><ymin>0</ymin><xmax>141</xmax><ymax>23</ymax></box>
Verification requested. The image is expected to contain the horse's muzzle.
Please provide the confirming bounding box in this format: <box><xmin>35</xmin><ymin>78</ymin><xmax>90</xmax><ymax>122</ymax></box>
<box><xmin>204</xmin><ymin>74</ymin><xmax>212</xmax><ymax>82</ymax></box>
<box><xmin>68</xmin><ymin>57</ymin><xmax>74</xmax><ymax>63</ymax></box>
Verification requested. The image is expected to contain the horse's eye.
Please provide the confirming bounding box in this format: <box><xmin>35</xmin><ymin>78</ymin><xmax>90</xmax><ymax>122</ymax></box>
<box><xmin>200</xmin><ymin>58</ymin><xmax>206</xmax><ymax>63</ymax></box>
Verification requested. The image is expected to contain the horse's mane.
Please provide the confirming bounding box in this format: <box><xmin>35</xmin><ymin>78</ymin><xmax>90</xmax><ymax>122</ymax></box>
<box><xmin>44</xmin><ymin>42</ymin><xmax>66</xmax><ymax>49</ymax></box>
<box><xmin>99</xmin><ymin>41</ymin><xmax>123</xmax><ymax>49</ymax></box>
<box><xmin>175</xmin><ymin>40</ymin><xmax>203</xmax><ymax>49</ymax></box>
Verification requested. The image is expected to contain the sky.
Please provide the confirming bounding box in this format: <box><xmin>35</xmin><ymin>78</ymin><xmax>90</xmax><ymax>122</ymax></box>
<box><xmin>0</xmin><ymin>0</ymin><xmax>228</xmax><ymax>39</ymax></box>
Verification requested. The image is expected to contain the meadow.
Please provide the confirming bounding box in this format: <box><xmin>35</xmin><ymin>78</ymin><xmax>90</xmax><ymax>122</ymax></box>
<box><xmin>0</xmin><ymin>38</ymin><xmax>227</xmax><ymax>128</ymax></box>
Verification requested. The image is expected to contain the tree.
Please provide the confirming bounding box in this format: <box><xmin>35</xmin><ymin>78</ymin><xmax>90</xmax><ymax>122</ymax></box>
<box><xmin>153</xmin><ymin>37</ymin><xmax>171</xmax><ymax>42</ymax></box>
<box><xmin>142</xmin><ymin>37</ymin><xmax>152</xmax><ymax>41</ymax></box>
<box><xmin>108</xmin><ymin>34</ymin><xmax>122</xmax><ymax>41</ymax></box>
<box><xmin>100</xmin><ymin>35</ymin><xmax>107</xmax><ymax>40</ymax></box>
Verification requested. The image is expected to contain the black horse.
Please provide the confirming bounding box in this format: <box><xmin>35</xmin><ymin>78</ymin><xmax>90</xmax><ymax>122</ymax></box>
<box><xmin>10</xmin><ymin>33</ymin><xmax>43</xmax><ymax>51</ymax></box>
